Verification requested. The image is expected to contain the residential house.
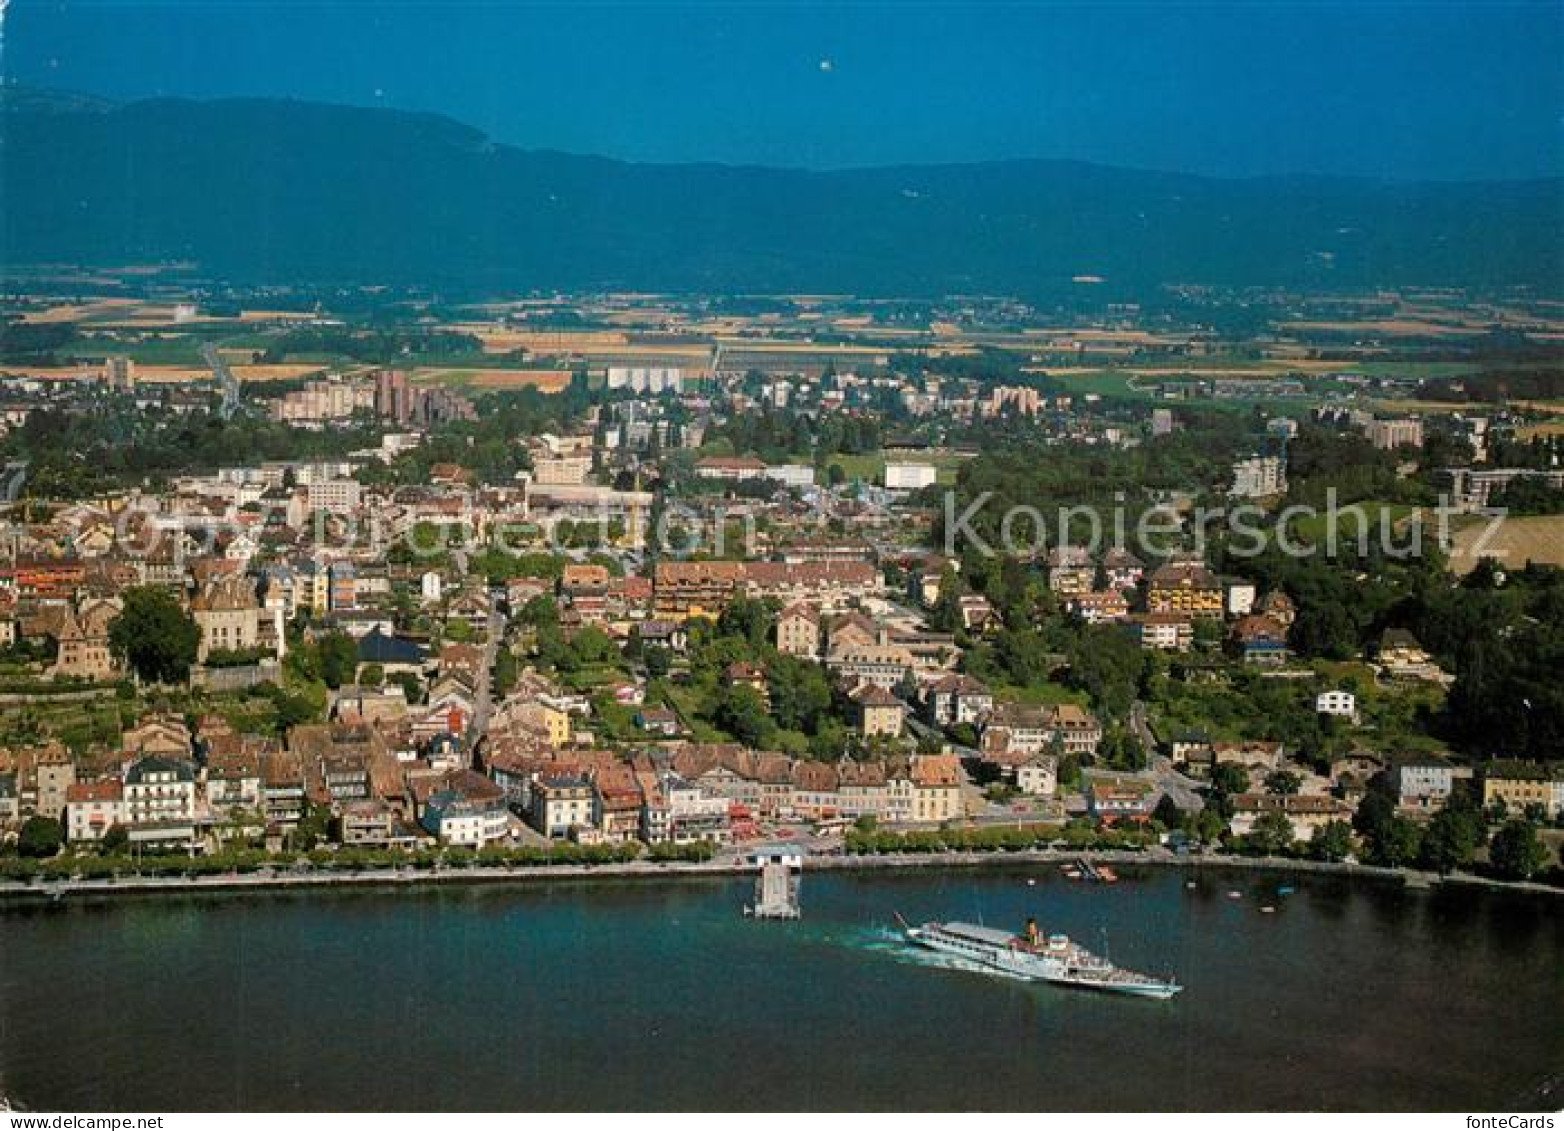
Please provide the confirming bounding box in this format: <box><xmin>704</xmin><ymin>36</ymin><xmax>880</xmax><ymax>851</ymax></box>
<box><xmin>1230</xmin><ymin>614</ymin><xmax>1291</xmax><ymax>665</ymax></box>
<box><xmin>528</xmin><ymin>774</ymin><xmax>598</xmax><ymax>839</ymax></box>
<box><xmin>205</xmin><ymin>744</ymin><xmax>266</xmax><ymax>814</ymax></box>
<box><xmin>65</xmin><ymin>780</ymin><xmax>125</xmax><ymax>843</ymax></box>
<box><xmin>957</xmin><ymin>594</ymin><xmax>995</xmax><ymax>633</ymax></box>
<box><xmin>925</xmin><ymin>674</ymin><xmax>993</xmax><ymax>728</ymax></box>
<box><xmin>123</xmin><ymin>755</ymin><xmax>198</xmax><ymax>847</ymax></box>
<box><xmin>982</xmin><ymin>703</ymin><xmax>1102</xmax><ymax>758</ymax></box>
<box><xmin>191</xmin><ymin>575</ymin><xmax>262</xmax><ymax>661</ymax></box>
<box><xmin>1101</xmin><ymin>548</ymin><xmax>1145</xmax><ymax>592</ymax></box>
<box><xmin>340</xmin><ymin>799</ymin><xmax>403</xmax><ymax>847</ymax></box>
<box><xmin>1147</xmin><ymin>563</ymin><xmax>1224</xmax><ymax>619</ymax></box>
<box><xmin>26</xmin><ymin>742</ymin><xmax>77</xmax><ymax>820</ymax></box>
<box><xmin>260</xmin><ymin>751</ymin><xmax>307</xmax><ymax>828</ymax></box>
<box><xmin>1046</xmin><ymin>547</ymin><xmax>1095</xmax><ymax>596</ymax></box>
<box><xmin>1393</xmin><ymin>756</ymin><xmax>1455</xmax><ymax>813</ymax></box>
<box><xmin>51</xmin><ymin>599</ymin><xmax>121</xmax><ymax>680</ymax></box>
<box><xmin>1016</xmin><ymin>755</ymin><xmax>1059</xmax><ymax>798</ymax></box>
<box><xmin>851</xmin><ymin>683</ymin><xmax>906</xmax><ymax>739</ymax></box>
<box><xmin>827</xmin><ymin>641</ymin><xmax>916</xmax><ymax>691</ymax></box>
<box><xmin>1086</xmin><ymin>776</ymin><xmax>1155</xmax><ymax>820</ymax></box>
<box><xmin>1231</xmin><ymin>793</ymin><xmax>1352</xmax><ymax>841</ymax></box>
<box><xmin>776</xmin><ymin>602</ymin><xmax>821</xmax><ymax>657</ymax></box>
<box><xmin>660</xmin><ymin>773</ymin><xmax>731</xmax><ymax>843</ymax></box>
<box><xmin>593</xmin><ymin>767</ymin><xmax>645</xmax><ymax>844</ymax></box>
<box><xmin>1071</xmin><ymin>589</ymin><xmax>1129</xmax><ymax>625</ymax></box>
<box><xmin>1128</xmin><ymin>612</ymin><xmax>1194</xmax><ymax>652</ymax></box>
<box><xmin>1316</xmin><ymin>690</ymin><xmax>1359</xmax><ymax>721</ymax></box>
<box><xmin>1258</xmin><ymin>590</ymin><xmax>1297</xmax><ymax>627</ymax></box>
<box><xmin>1482</xmin><ymin>761</ymin><xmax>1561</xmax><ymax>818</ymax></box>
<box><xmin>423</xmin><ymin>790</ymin><xmax>509</xmax><ymax>847</ymax></box>
<box><xmin>1376</xmin><ymin>630</ymin><xmax>1452</xmax><ymax>686</ymax></box>
<box><xmin>635</xmin><ymin>707</ymin><xmax>680</xmax><ymax>738</ymax></box>
<box><xmin>835</xmin><ymin>760</ymin><xmax>890</xmax><ymax>817</ymax></box>
<box><xmin>907</xmin><ymin>754</ymin><xmax>963</xmax><ymax>823</ymax></box>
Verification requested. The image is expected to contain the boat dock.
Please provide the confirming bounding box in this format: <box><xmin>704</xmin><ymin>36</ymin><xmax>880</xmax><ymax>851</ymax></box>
<box><xmin>745</xmin><ymin>845</ymin><xmax>804</xmax><ymax>919</ymax></box>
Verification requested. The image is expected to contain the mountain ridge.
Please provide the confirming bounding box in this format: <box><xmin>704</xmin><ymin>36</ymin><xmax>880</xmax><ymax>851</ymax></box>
<box><xmin>3</xmin><ymin>89</ymin><xmax>1560</xmax><ymax>297</ymax></box>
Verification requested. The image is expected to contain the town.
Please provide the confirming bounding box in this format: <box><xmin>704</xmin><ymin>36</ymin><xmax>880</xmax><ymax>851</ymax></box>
<box><xmin>0</xmin><ymin>283</ymin><xmax>1559</xmax><ymax>888</ymax></box>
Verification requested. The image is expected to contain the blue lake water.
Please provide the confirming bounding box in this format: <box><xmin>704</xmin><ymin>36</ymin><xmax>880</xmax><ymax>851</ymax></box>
<box><xmin>0</xmin><ymin>865</ymin><xmax>1559</xmax><ymax>1110</ymax></box>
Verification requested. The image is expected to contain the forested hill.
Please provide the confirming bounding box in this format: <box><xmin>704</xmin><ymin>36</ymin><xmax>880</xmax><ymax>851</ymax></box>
<box><xmin>4</xmin><ymin>89</ymin><xmax>1561</xmax><ymax>296</ymax></box>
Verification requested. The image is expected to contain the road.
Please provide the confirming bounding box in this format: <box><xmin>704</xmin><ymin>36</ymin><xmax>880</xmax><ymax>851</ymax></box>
<box><xmin>905</xmin><ymin>714</ymin><xmax>978</xmax><ymax>757</ymax></box>
<box><xmin>466</xmin><ymin>591</ymin><xmax>506</xmax><ymax>765</ymax></box>
<box><xmin>1130</xmin><ymin>700</ymin><xmax>1206</xmax><ymax>812</ymax></box>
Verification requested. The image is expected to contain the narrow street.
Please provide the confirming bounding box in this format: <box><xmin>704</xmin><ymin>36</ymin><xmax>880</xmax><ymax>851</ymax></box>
<box><xmin>466</xmin><ymin>593</ymin><xmax>505</xmax><ymax>763</ymax></box>
<box><xmin>1131</xmin><ymin>700</ymin><xmax>1205</xmax><ymax>812</ymax></box>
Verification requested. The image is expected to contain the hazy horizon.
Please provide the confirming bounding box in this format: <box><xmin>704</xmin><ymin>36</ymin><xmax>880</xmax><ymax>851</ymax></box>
<box><xmin>6</xmin><ymin>0</ymin><xmax>1563</xmax><ymax>181</ymax></box>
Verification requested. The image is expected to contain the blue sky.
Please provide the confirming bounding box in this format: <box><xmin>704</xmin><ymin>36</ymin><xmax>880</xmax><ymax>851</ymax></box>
<box><xmin>6</xmin><ymin>0</ymin><xmax>1563</xmax><ymax>178</ymax></box>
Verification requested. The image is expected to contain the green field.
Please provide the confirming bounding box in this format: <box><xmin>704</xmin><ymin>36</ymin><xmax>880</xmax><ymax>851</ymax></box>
<box><xmin>1288</xmin><ymin>502</ymin><xmax>1422</xmax><ymax>547</ymax></box>
<box><xmin>831</xmin><ymin>450</ymin><xmax>966</xmax><ymax>486</ymax></box>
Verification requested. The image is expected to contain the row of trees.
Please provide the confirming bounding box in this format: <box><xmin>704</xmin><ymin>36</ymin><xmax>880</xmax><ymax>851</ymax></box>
<box><xmin>2</xmin><ymin>836</ymin><xmax>718</xmax><ymax>878</ymax></box>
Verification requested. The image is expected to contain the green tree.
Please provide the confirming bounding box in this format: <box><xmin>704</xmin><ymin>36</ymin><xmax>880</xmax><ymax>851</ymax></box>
<box><xmin>108</xmin><ymin>586</ymin><xmax>200</xmax><ymax>684</ymax></box>
<box><xmin>1150</xmin><ymin>793</ymin><xmax>1184</xmax><ymax>829</ymax></box>
<box><xmin>567</xmin><ymin>625</ymin><xmax>618</xmax><ymax>670</ymax></box>
<box><xmin>1209</xmin><ymin>762</ymin><xmax>1251</xmax><ymax>797</ymax></box>
<box><xmin>1368</xmin><ymin>816</ymin><xmax>1424</xmax><ymax>868</ymax></box>
<box><xmin>17</xmin><ymin>816</ymin><xmax>64</xmax><ymax>858</ymax></box>
<box><xmin>1418</xmin><ymin>805</ymin><xmax>1485</xmax><ymax>874</ymax></box>
<box><xmin>768</xmin><ymin>657</ymin><xmax>833</xmax><ymax>735</ymax></box>
<box><xmin>718</xmin><ymin>593</ymin><xmax>773</xmax><ymax>649</ymax></box>
<box><xmin>1264</xmin><ymin>769</ymin><xmax>1303</xmax><ymax>796</ymax></box>
<box><xmin>1064</xmin><ymin>625</ymin><xmax>1145</xmax><ymax>720</ymax></box>
<box><xmin>100</xmin><ymin>824</ymin><xmax>130</xmax><ymax>854</ymax></box>
<box><xmin>1247</xmin><ymin>810</ymin><xmax>1295</xmax><ymax>855</ymax></box>
<box><xmin>927</xmin><ymin>565</ymin><xmax>965</xmax><ymax>632</ymax></box>
<box><xmin>716</xmin><ymin>684</ymin><xmax>775</xmax><ymax>748</ymax></box>
<box><xmin>316</xmin><ymin>633</ymin><xmax>359</xmax><ymax>690</ymax></box>
<box><xmin>1194</xmin><ymin>807</ymin><xmax>1228</xmax><ymax>844</ymax></box>
<box><xmin>492</xmin><ymin>649</ymin><xmax>519</xmax><ymax>697</ymax></box>
<box><xmin>644</xmin><ymin>645</ymin><xmax>671</xmax><ymax>681</ymax></box>
<box><xmin>1309</xmin><ymin>819</ymin><xmax>1355</xmax><ymax>862</ymax></box>
<box><xmin>1489</xmin><ymin>819</ymin><xmax>1549</xmax><ymax>880</ymax></box>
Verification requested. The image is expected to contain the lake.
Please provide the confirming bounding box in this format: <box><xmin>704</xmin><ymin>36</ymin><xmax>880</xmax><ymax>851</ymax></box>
<box><xmin>0</xmin><ymin>865</ymin><xmax>1559</xmax><ymax>1110</ymax></box>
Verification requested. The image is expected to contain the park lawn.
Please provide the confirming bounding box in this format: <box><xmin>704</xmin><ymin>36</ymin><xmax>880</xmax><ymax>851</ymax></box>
<box><xmin>562</xmin><ymin>664</ymin><xmax>629</xmax><ymax>692</ymax></box>
<box><xmin>992</xmin><ymin>679</ymin><xmax>1090</xmax><ymax>708</ymax></box>
<box><xmin>829</xmin><ymin>452</ymin><xmax>885</xmax><ymax>483</ymax></box>
<box><xmin>1287</xmin><ymin>502</ymin><xmax>1420</xmax><ymax>547</ymax></box>
<box><xmin>1047</xmin><ymin>371</ymin><xmax>1148</xmax><ymax>399</ymax></box>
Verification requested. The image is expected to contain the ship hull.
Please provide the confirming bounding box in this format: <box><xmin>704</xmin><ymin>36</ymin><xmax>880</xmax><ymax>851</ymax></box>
<box><xmin>906</xmin><ymin>924</ymin><xmax>1181</xmax><ymax>1000</ymax></box>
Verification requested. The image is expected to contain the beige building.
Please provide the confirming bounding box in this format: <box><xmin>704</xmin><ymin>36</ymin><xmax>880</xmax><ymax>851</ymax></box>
<box><xmin>776</xmin><ymin>602</ymin><xmax>821</xmax><ymax>657</ymax></box>
<box><xmin>852</xmin><ymin>684</ymin><xmax>906</xmax><ymax>739</ymax></box>
<box><xmin>191</xmin><ymin>576</ymin><xmax>262</xmax><ymax>661</ymax></box>
<box><xmin>66</xmin><ymin>781</ymin><xmax>125</xmax><ymax>842</ymax></box>
<box><xmin>1365</xmin><ymin>417</ymin><xmax>1424</xmax><ymax>451</ymax></box>
<box><xmin>907</xmin><ymin>754</ymin><xmax>963</xmax><ymax>823</ymax></box>
<box><xmin>51</xmin><ymin>598</ymin><xmax>122</xmax><ymax>681</ymax></box>
<box><xmin>28</xmin><ymin>742</ymin><xmax>77</xmax><ymax>821</ymax></box>
<box><xmin>1482</xmin><ymin>762</ymin><xmax>1561</xmax><ymax>818</ymax></box>
<box><xmin>532</xmin><ymin>455</ymin><xmax>593</xmax><ymax>486</ymax></box>
<box><xmin>1147</xmin><ymin>563</ymin><xmax>1224</xmax><ymax>619</ymax></box>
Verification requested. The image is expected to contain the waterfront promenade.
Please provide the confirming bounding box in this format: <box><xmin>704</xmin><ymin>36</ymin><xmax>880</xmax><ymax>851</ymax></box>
<box><xmin>2</xmin><ymin>846</ymin><xmax>1558</xmax><ymax>901</ymax></box>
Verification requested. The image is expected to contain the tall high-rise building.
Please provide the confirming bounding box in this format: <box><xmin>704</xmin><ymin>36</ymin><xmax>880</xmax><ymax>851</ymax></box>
<box><xmin>375</xmin><ymin>370</ymin><xmax>413</xmax><ymax>424</ymax></box>
<box><xmin>102</xmin><ymin>357</ymin><xmax>136</xmax><ymax>392</ymax></box>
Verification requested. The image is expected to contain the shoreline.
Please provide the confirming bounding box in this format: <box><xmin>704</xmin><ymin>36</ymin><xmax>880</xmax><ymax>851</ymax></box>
<box><xmin>1</xmin><ymin>847</ymin><xmax>1558</xmax><ymax>903</ymax></box>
